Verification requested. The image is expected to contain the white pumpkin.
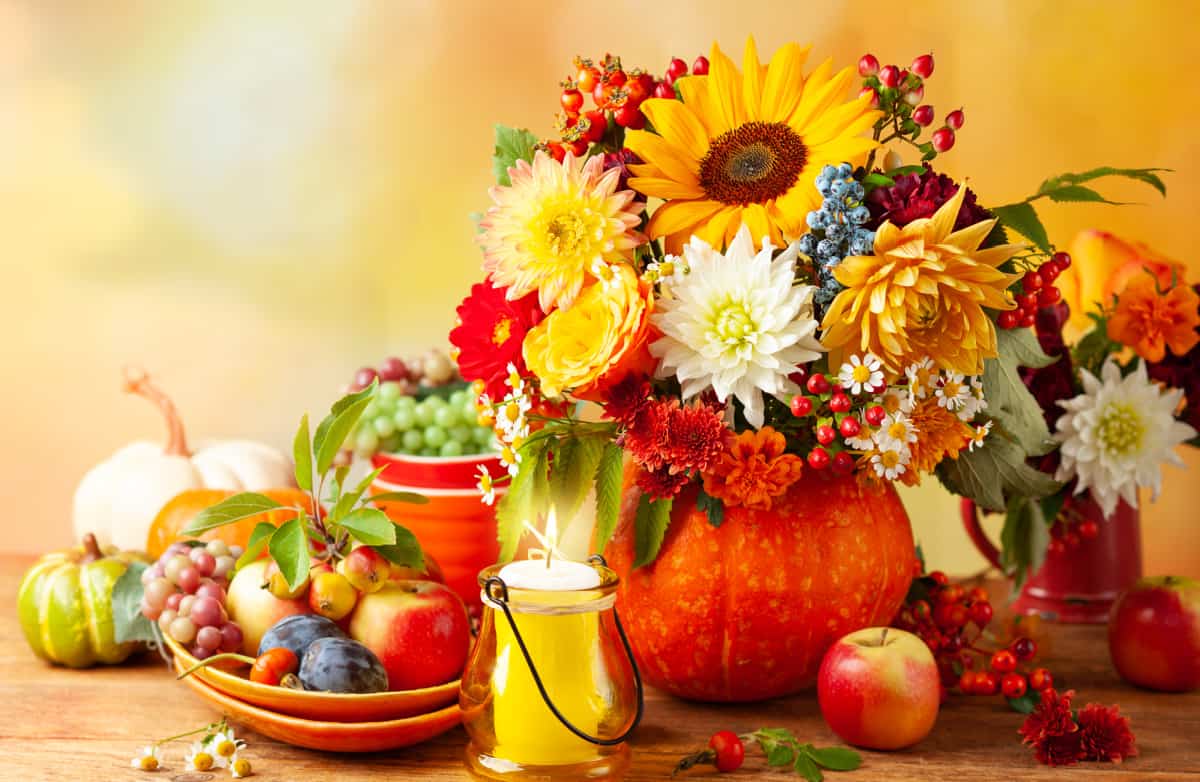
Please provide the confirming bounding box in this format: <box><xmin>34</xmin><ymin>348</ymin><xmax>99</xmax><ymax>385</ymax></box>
<box><xmin>74</xmin><ymin>369</ymin><xmax>293</xmax><ymax>551</ymax></box>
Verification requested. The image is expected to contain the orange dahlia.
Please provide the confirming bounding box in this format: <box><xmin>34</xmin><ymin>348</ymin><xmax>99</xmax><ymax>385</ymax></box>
<box><xmin>1106</xmin><ymin>272</ymin><xmax>1200</xmax><ymax>362</ymax></box>
<box><xmin>899</xmin><ymin>396</ymin><xmax>972</xmax><ymax>485</ymax></box>
<box><xmin>820</xmin><ymin>184</ymin><xmax>1022</xmax><ymax>380</ymax></box>
<box><xmin>702</xmin><ymin>426</ymin><xmax>803</xmax><ymax>510</ymax></box>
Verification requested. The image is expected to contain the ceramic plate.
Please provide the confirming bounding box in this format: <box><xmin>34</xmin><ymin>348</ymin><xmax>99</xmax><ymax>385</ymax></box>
<box><xmin>174</xmin><ymin>655</ymin><xmax>463</xmax><ymax>752</ymax></box>
<box><xmin>167</xmin><ymin>636</ymin><xmax>459</xmax><ymax>722</ymax></box>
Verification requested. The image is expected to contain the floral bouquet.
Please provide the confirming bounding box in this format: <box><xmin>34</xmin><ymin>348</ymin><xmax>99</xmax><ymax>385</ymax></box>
<box><xmin>447</xmin><ymin>38</ymin><xmax>1187</xmax><ymax>579</ymax></box>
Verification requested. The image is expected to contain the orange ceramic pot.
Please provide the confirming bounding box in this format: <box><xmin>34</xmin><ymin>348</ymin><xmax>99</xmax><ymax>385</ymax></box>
<box><xmin>371</xmin><ymin>452</ymin><xmax>505</xmax><ymax>609</ymax></box>
<box><xmin>606</xmin><ymin>468</ymin><xmax>915</xmax><ymax>702</ymax></box>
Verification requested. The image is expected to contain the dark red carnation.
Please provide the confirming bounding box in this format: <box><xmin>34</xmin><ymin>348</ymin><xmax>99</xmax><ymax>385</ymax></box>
<box><xmin>449</xmin><ymin>279</ymin><xmax>545</xmax><ymax>401</ymax></box>
<box><xmin>1077</xmin><ymin>703</ymin><xmax>1138</xmax><ymax>763</ymax></box>
<box><xmin>636</xmin><ymin>464</ymin><xmax>690</xmax><ymax>500</ymax></box>
<box><xmin>602</xmin><ymin>149</ymin><xmax>644</xmax><ymax>202</ymax></box>
<box><xmin>866</xmin><ymin>168</ymin><xmax>993</xmax><ymax>232</ymax></box>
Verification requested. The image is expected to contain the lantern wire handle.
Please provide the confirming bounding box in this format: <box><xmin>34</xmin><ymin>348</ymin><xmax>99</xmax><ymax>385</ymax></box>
<box><xmin>482</xmin><ymin>554</ymin><xmax>644</xmax><ymax>747</ymax></box>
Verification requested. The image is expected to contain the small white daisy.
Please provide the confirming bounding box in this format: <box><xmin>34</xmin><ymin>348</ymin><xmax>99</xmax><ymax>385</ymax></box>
<box><xmin>185</xmin><ymin>742</ymin><xmax>216</xmax><ymax>772</ymax></box>
<box><xmin>905</xmin><ymin>357</ymin><xmax>937</xmax><ymax>399</ymax></box>
<box><xmin>956</xmin><ymin>375</ymin><xmax>989</xmax><ymax>421</ymax></box>
<box><xmin>838</xmin><ymin>353</ymin><xmax>885</xmax><ymax>395</ymax></box>
<box><xmin>504</xmin><ymin>362</ymin><xmax>526</xmax><ymax>395</ymax></box>
<box><xmin>644</xmin><ymin>256</ymin><xmax>689</xmax><ymax>288</ymax></box>
<box><xmin>499</xmin><ymin>443</ymin><xmax>522</xmax><ymax>477</ymax></box>
<box><xmin>969</xmin><ymin>420</ymin><xmax>993</xmax><ymax>451</ymax></box>
<box><xmin>936</xmin><ymin>372</ymin><xmax>972</xmax><ymax>412</ymax></box>
<box><xmin>878</xmin><ymin>386</ymin><xmax>915</xmax><ymax>416</ymax></box>
<box><xmin>871</xmin><ymin>446</ymin><xmax>911</xmax><ymax>480</ymax></box>
<box><xmin>844</xmin><ymin>427</ymin><xmax>876</xmax><ymax>451</ymax></box>
<box><xmin>876</xmin><ymin>411</ymin><xmax>919</xmax><ymax>450</ymax></box>
<box><xmin>590</xmin><ymin>258</ymin><xmax>621</xmax><ymax>290</ymax></box>
<box><xmin>130</xmin><ymin>745</ymin><xmax>161</xmax><ymax>771</ymax></box>
<box><xmin>207</xmin><ymin>729</ymin><xmax>244</xmax><ymax>767</ymax></box>
<box><xmin>228</xmin><ymin>754</ymin><xmax>253</xmax><ymax>778</ymax></box>
<box><xmin>475</xmin><ymin>465</ymin><xmax>497</xmax><ymax>506</ymax></box>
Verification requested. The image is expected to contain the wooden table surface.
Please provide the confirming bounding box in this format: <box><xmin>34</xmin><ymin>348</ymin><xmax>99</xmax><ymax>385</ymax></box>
<box><xmin>2</xmin><ymin>554</ymin><xmax>1197</xmax><ymax>781</ymax></box>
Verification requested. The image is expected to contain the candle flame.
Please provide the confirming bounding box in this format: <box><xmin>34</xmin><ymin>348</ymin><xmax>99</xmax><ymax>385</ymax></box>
<box><xmin>523</xmin><ymin>507</ymin><xmax>562</xmax><ymax>569</ymax></box>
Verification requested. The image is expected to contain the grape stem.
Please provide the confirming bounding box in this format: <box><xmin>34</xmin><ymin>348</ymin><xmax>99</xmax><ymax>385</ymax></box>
<box><xmin>175</xmin><ymin>652</ymin><xmax>257</xmax><ymax>680</ymax></box>
<box><xmin>122</xmin><ymin>366</ymin><xmax>191</xmax><ymax>457</ymax></box>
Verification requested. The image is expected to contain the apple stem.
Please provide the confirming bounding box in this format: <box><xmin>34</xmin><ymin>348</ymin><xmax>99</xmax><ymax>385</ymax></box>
<box><xmin>880</xmin><ymin>627</ymin><xmax>889</xmax><ymax>645</ymax></box>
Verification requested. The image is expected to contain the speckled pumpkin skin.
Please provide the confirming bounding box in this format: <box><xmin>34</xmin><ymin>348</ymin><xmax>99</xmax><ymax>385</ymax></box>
<box><xmin>606</xmin><ymin>467</ymin><xmax>915</xmax><ymax>702</ymax></box>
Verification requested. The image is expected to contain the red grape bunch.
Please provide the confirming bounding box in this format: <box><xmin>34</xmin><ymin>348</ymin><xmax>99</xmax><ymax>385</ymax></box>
<box><xmin>140</xmin><ymin>541</ymin><xmax>244</xmax><ymax>660</ymax></box>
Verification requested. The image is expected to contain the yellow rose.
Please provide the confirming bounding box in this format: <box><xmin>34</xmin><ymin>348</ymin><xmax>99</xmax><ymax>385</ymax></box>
<box><xmin>523</xmin><ymin>264</ymin><xmax>654</xmax><ymax>399</ymax></box>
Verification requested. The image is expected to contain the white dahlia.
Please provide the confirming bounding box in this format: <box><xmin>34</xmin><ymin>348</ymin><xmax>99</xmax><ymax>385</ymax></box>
<box><xmin>1054</xmin><ymin>358</ymin><xmax>1196</xmax><ymax>517</ymax></box>
<box><xmin>650</xmin><ymin>225</ymin><xmax>825</xmax><ymax>428</ymax></box>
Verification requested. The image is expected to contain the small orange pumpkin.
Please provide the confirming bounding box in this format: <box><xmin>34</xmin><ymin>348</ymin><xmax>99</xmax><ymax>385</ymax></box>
<box><xmin>146</xmin><ymin>487</ymin><xmax>317</xmax><ymax>559</ymax></box>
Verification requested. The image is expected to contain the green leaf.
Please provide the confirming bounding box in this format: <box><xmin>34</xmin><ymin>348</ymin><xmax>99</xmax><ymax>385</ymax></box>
<box><xmin>695</xmin><ymin>484</ymin><xmax>725</xmax><ymax>527</ymax></box>
<box><xmin>983</xmin><ymin>328</ymin><xmax>1058</xmax><ymax>457</ymax></box>
<box><xmin>805</xmin><ymin>746</ymin><xmax>862</xmax><ymax>771</ymax></box>
<box><xmin>236</xmin><ymin>522</ymin><xmax>278</xmax><ymax>570</ymax></box>
<box><xmin>991</xmin><ymin>202</ymin><xmax>1051</xmax><ymax>252</ymax></box>
<box><xmin>936</xmin><ymin>435</ymin><xmax>1061</xmax><ymax>512</ymax></box>
<box><xmin>267</xmin><ymin>518</ymin><xmax>310</xmax><ymax>590</ymax></box>
<box><xmin>1038</xmin><ymin>166</ymin><xmax>1169</xmax><ymax>198</ymax></box>
<box><xmin>1008</xmin><ymin>689</ymin><xmax>1041</xmax><ymax>714</ymax></box>
<box><xmin>550</xmin><ymin>435</ymin><xmax>606</xmax><ymax>528</ymax></box>
<box><xmin>885</xmin><ymin>164</ymin><xmax>928</xmax><ymax>178</ymax></box>
<box><xmin>293</xmin><ymin>413</ymin><xmax>313</xmax><ymax>492</ymax></box>
<box><xmin>1000</xmin><ymin>496</ymin><xmax>1051</xmax><ymax>591</ymax></box>
<box><xmin>763</xmin><ymin>741</ymin><xmax>795</xmax><ymax>767</ymax></box>
<box><xmin>632</xmin><ymin>494</ymin><xmax>673</xmax><ymax>569</ymax></box>
<box><xmin>313</xmin><ymin>392</ymin><xmax>374</xmax><ymax>476</ymax></box>
<box><xmin>111</xmin><ymin>562</ymin><xmax>156</xmax><ymax>644</ymax></box>
<box><xmin>793</xmin><ymin>752</ymin><xmax>823</xmax><ymax>782</ymax></box>
<box><xmin>495</xmin><ymin>441</ymin><xmax>550</xmax><ymax>562</ymax></box>
<box><xmin>593</xmin><ymin>443</ymin><xmax>625</xmax><ymax>554</ymax></box>
<box><xmin>336</xmin><ymin>507</ymin><xmax>397</xmax><ymax>546</ymax></box>
<box><xmin>862</xmin><ymin>172</ymin><xmax>894</xmax><ymax>189</ymax></box>
<box><xmin>331</xmin><ymin>380</ymin><xmax>379</xmax><ymax>416</ymax></box>
<box><xmin>1040</xmin><ymin>184</ymin><xmax>1126</xmax><ymax>205</ymax></box>
<box><xmin>1039</xmin><ymin>491</ymin><xmax>1066</xmax><ymax>526</ymax></box>
<box><xmin>331</xmin><ymin>466</ymin><xmax>387</xmax><ymax>522</ymax></box>
<box><xmin>492</xmin><ymin>124</ymin><xmax>539</xmax><ymax>186</ymax></box>
<box><xmin>366</xmin><ymin>490</ymin><xmax>430</xmax><ymax>505</ymax></box>
<box><xmin>373</xmin><ymin>524</ymin><xmax>425</xmax><ymax>570</ymax></box>
<box><xmin>182</xmin><ymin>492</ymin><xmax>283</xmax><ymax>535</ymax></box>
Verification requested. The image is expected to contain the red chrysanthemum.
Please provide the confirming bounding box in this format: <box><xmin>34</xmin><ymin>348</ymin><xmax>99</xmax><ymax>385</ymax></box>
<box><xmin>449</xmin><ymin>279</ymin><xmax>545</xmax><ymax>401</ymax></box>
<box><xmin>1020</xmin><ymin>689</ymin><xmax>1082</xmax><ymax>766</ymax></box>
<box><xmin>1077</xmin><ymin>703</ymin><xmax>1138</xmax><ymax>764</ymax></box>
<box><xmin>865</xmin><ymin>168</ymin><xmax>994</xmax><ymax>233</ymax></box>
<box><xmin>1034</xmin><ymin>732</ymin><xmax>1084</xmax><ymax>766</ymax></box>
<box><xmin>636</xmin><ymin>464</ymin><xmax>690</xmax><ymax>500</ymax></box>
<box><xmin>622</xmin><ymin>398</ymin><xmax>730</xmax><ymax>477</ymax></box>
<box><xmin>604</xmin><ymin>374</ymin><xmax>653</xmax><ymax>425</ymax></box>
<box><xmin>622</xmin><ymin>399</ymin><xmax>673</xmax><ymax>472</ymax></box>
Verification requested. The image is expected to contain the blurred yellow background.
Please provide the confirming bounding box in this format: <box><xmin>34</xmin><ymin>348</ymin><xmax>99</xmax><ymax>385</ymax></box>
<box><xmin>2</xmin><ymin>0</ymin><xmax>1197</xmax><ymax>577</ymax></box>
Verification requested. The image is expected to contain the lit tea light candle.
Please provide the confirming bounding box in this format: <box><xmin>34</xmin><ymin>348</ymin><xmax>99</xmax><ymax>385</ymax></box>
<box><xmin>489</xmin><ymin>512</ymin><xmax>607</xmax><ymax>766</ymax></box>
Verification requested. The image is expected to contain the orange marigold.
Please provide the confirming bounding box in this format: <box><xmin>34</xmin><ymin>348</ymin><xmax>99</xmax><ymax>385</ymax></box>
<box><xmin>900</xmin><ymin>397</ymin><xmax>972</xmax><ymax>485</ymax></box>
<box><xmin>702</xmin><ymin>426</ymin><xmax>803</xmax><ymax>510</ymax></box>
<box><xmin>1106</xmin><ymin>273</ymin><xmax>1200</xmax><ymax>362</ymax></box>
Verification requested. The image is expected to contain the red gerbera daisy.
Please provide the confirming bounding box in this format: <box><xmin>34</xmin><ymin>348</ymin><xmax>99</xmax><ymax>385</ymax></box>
<box><xmin>449</xmin><ymin>279</ymin><xmax>545</xmax><ymax>401</ymax></box>
<box><xmin>1077</xmin><ymin>703</ymin><xmax>1138</xmax><ymax>763</ymax></box>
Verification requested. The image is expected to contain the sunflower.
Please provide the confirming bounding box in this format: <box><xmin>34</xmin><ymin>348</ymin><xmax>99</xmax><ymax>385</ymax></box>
<box><xmin>624</xmin><ymin>38</ymin><xmax>881</xmax><ymax>253</ymax></box>
<box><xmin>820</xmin><ymin>185</ymin><xmax>1023</xmax><ymax>379</ymax></box>
<box><xmin>480</xmin><ymin>151</ymin><xmax>645</xmax><ymax>312</ymax></box>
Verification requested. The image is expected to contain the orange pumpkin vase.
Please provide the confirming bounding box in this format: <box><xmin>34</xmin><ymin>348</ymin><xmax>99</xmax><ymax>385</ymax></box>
<box><xmin>606</xmin><ymin>467</ymin><xmax>915</xmax><ymax>702</ymax></box>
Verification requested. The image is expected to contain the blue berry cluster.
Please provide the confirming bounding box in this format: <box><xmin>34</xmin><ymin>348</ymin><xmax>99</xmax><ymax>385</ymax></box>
<box><xmin>798</xmin><ymin>163</ymin><xmax>875</xmax><ymax>315</ymax></box>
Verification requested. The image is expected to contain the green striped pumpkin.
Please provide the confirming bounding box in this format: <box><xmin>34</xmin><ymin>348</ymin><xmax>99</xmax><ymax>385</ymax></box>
<box><xmin>17</xmin><ymin>536</ymin><xmax>143</xmax><ymax>668</ymax></box>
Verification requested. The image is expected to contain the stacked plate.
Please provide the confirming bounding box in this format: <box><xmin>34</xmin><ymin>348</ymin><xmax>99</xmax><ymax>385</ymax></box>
<box><xmin>166</xmin><ymin>637</ymin><xmax>462</xmax><ymax>752</ymax></box>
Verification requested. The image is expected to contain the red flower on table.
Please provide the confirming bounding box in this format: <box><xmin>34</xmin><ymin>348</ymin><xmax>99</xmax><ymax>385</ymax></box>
<box><xmin>1077</xmin><ymin>703</ymin><xmax>1138</xmax><ymax>764</ymax></box>
<box><xmin>449</xmin><ymin>279</ymin><xmax>545</xmax><ymax>401</ymax></box>
<box><xmin>1018</xmin><ymin>688</ymin><xmax>1137</xmax><ymax>766</ymax></box>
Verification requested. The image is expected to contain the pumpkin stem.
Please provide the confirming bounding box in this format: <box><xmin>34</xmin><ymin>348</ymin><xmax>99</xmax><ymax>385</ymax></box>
<box><xmin>122</xmin><ymin>366</ymin><xmax>191</xmax><ymax>457</ymax></box>
<box><xmin>81</xmin><ymin>533</ymin><xmax>102</xmax><ymax>563</ymax></box>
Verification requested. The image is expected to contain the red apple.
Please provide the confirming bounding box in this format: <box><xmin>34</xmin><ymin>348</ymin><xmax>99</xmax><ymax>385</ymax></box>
<box><xmin>1108</xmin><ymin>576</ymin><xmax>1200</xmax><ymax>692</ymax></box>
<box><xmin>348</xmin><ymin>580</ymin><xmax>471</xmax><ymax>690</ymax></box>
<box><xmin>226</xmin><ymin>561</ymin><xmax>310</xmax><ymax>655</ymax></box>
<box><xmin>817</xmin><ymin>627</ymin><xmax>940</xmax><ymax>750</ymax></box>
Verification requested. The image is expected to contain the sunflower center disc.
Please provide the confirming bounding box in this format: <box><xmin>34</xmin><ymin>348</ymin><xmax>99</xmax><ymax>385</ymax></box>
<box><xmin>699</xmin><ymin>121</ymin><xmax>807</xmax><ymax>205</ymax></box>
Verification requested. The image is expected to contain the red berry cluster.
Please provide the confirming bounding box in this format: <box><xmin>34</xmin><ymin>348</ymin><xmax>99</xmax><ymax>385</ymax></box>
<box><xmin>858</xmin><ymin>52</ymin><xmax>962</xmax><ymax>159</ymax></box>
<box><xmin>787</xmin><ymin>368</ymin><xmax>872</xmax><ymax>475</ymax></box>
<box><xmin>547</xmin><ymin>53</ymin><xmax>706</xmax><ymax>161</ymax></box>
<box><xmin>1047</xmin><ymin>512</ymin><xmax>1099</xmax><ymax>557</ymax></box>
<box><xmin>998</xmin><ymin>251</ymin><xmax>1072</xmax><ymax>330</ymax></box>
<box><xmin>894</xmin><ymin>571</ymin><xmax>1054</xmax><ymax>703</ymax></box>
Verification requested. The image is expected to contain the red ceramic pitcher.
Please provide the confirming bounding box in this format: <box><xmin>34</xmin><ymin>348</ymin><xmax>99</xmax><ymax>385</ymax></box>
<box><xmin>961</xmin><ymin>494</ymin><xmax>1142</xmax><ymax>623</ymax></box>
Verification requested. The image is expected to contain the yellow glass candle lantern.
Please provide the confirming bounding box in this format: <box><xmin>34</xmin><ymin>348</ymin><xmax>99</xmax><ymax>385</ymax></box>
<box><xmin>460</xmin><ymin>554</ymin><xmax>643</xmax><ymax>780</ymax></box>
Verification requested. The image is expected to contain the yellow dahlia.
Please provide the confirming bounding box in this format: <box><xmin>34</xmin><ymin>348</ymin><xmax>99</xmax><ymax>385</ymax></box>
<box><xmin>624</xmin><ymin>38</ymin><xmax>881</xmax><ymax>253</ymax></box>
<box><xmin>820</xmin><ymin>185</ymin><xmax>1023</xmax><ymax>379</ymax></box>
<box><xmin>480</xmin><ymin>151</ymin><xmax>645</xmax><ymax>312</ymax></box>
<box><xmin>899</xmin><ymin>396</ymin><xmax>973</xmax><ymax>485</ymax></box>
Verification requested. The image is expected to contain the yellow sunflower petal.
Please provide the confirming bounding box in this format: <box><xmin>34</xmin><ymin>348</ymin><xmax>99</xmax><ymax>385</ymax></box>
<box><xmin>742</xmin><ymin>37</ymin><xmax>764</xmax><ymax>121</ymax></box>
<box><xmin>647</xmin><ymin>199</ymin><xmax>724</xmax><ymax>239</ymax></box>
<box><xmin>801</xmin><ymin>96</ymin><xmax>881</xmax><ymax>147</ymax></box>
<box><xmin>706</xmin><ymin>42</ymin><xmax>746</xmax><ymax>132</ymax></box>
<box><xmin>623</xmin><ymin>129</ymin><xmax>701</xmax><ymax>185</ymax></box>
<box><xmin>639</xmin><ymin>99</ymin><xmax>711</xmax><ymax>162</ymax></box>
<box><xmin>806</xmin><ymin>136</ymin><xmax>879</xmax><ymax>167</ymax></box>
<box><xmin>693</xmin><ymin>205</ymin><xmax>741</xmax><ymax>250</ymax></box>
<box><xmin>675</xmin><ymin>75</ymin><xmax>721</xmax><ymax>138</ymax></box>
<box><xmin>741</xmin><ymin>202</ymin><xmax>777</xmax><ymax>247</ymax></box>
<box><xmin>760</xmin><ymin>42</ymin><xmax>810</xmax><ymax>124</ymax></box>
<box><xmin>789</xmin><ymin>62</ymin><xmax>857</xmax><ymax>131</ymax></box>
<box><xmin>627</xmin><ymin>177</ymin><xmax>705</xmax><ymax>200</ymax></box>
